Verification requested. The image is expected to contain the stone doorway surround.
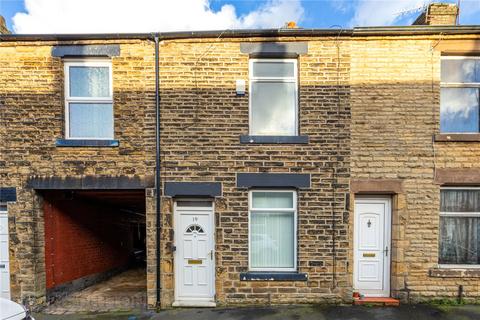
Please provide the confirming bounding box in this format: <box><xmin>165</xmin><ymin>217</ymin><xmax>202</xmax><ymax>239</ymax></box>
<box><xmin>349</xmin><ymin>179</ymin><xmax>406</xmax><ymax>301</ymax></box>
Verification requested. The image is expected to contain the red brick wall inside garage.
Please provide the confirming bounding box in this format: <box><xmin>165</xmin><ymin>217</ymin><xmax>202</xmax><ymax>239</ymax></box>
<box><xmin>43</xmin><ymin>193</ymin><xmax>133</xmax><ymax>289</ymax></box>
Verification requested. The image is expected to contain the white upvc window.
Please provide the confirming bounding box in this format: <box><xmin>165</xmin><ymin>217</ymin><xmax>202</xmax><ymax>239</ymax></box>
<box><xmin>248</xmin><ymin>190</ymin><xmax>297</xmax><ymax>271</ymax></box>
<box><xmin>249</xmin><ymin>59</ymin><xmax>298</xmax><ymax>136</ymax></box>
<box><xmin>439</xmin><ymin>187</ymin><xmax>480</xmax><ymax>267</ymax></box>
<box><xmin>64</xmin><ymin>59</ymin><xmax>114</xmax><ymax>139</ymax></box>
<box><xmin>440</xmin><ymin>56</ymin><xmax>480</xmax><ymax>133</ymax></box>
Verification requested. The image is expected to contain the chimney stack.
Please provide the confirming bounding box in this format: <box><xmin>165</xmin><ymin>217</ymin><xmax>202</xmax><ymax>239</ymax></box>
<box><xmin>0</xmin><ymin>16</ymin><xmax>10</xmax><ymax>34</ymax></box>
<box><xmin>412</xmin><ymin>3</ymin><xmax>459</xmax><ymax>26</ymax></box>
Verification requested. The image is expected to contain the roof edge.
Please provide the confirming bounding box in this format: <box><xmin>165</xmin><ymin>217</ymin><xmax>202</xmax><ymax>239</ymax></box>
<box><xmin>353</xmin><ymin>25</ymin><xmax>480</xmax><ymax>36</ymax></box>
<box><xmin>0</xmin><ymin>28</ymin><xmax>352</xmax><ymax>42</ymax></box>
<box><xmin>1</xmin><ymin>25</ymin><xmax>480</xmax><ymax>42</ymax></box>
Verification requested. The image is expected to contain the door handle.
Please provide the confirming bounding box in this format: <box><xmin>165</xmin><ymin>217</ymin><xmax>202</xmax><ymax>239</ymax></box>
<box><xmin>385</xmin><ymin>246</ymin><xmax>389</xmax><ymax>257</ymax></box>
<box><xmin>209</xmin><ymin>250</ymin><xmax>214</xmax><ymax>260</ymax></box>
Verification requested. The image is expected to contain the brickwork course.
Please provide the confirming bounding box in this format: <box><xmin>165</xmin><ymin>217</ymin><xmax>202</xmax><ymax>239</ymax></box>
<box><xmin>1</xmin><ymin>4</ymin><xmax>480</xmax><ymax>309</ymax></box>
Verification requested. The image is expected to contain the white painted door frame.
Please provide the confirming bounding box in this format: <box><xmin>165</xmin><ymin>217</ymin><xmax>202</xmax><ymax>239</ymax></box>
<box><xmin>353</xmin><ymin>196</ymin><xmax>391</xmax><ymax>297</ymax></box>
<box><xmin>173</xmin><ymin>199</ymin><xmax>215</xmax><ymax>307</ymax></box>
<box><xmin>0</xmin><ymin>203</ymin><xmax>11</xmax><ymax>299</ymax></box>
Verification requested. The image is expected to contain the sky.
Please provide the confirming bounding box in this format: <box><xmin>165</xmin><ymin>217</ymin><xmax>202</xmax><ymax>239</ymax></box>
<box><xmin>0</xmin><ymin>0</ymin><xmax>479</xmax><ymax>34</ymax></box>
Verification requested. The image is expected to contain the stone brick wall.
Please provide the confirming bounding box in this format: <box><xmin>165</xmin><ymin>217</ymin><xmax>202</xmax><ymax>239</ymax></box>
<box><xmin>413</xmin><ymin>3</ymin><xmax>459</xmax><ymax>26</ymax></box>
<box><xmin>43</xmin><ymin>192</ymin><xmax>134</xmax><ymax>289</ymax></box>
<box><xmin>3</xmin><ymin>31</ymin><xmax>480</xmax><ymax>309</ymax></box>
<box><xmin>351</xmin><ymin>35</ymin><xmax>480</xmax><ymax>302</ymax></box>
<box><xmin>0</xmin><ymin>39</ymin><xmax>157</xmax><ymax>305</ymax></box>
<box><xmin>0</xmin><ymin>16</ymin><xmax>9</xmax><ymax>34</ymax></box>
<box><xmin>157</xmin><ymin>37</ymin><xmax>351</xmax><ymax>306</ymax></box>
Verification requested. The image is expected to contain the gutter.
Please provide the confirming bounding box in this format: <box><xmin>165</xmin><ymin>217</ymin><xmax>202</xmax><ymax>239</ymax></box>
<box><xmin>153</xmin><ymin>34</ymin><xmax>162</xmax><ymax>309</ymax></box>
<box><xmin>353</xmin><ymin>25</ymin><xmax>480</xmax><ymax>36</ymax></box>
<box><xmin>2</xmin><ymin>25</ymin><xmax>480</xmax><ymax>42</ymax></box>
<box><xmin>0</xmin><ymin>28</ymin><xmax>353</xmax><ymax>42</ymax></box>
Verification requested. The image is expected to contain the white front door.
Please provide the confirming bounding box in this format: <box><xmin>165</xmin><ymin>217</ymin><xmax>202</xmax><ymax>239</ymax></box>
<box><xmin>354</xmin><ymin>197</ymin><xmax>391</xmax><ymax>297</ymax></box>
<box><xmin>0</xmin><ymin>204</ymin><xmax>11</xmax><ymax>299</ymax></box>
<box><xmin>174</xmin><ymin>200</ymin><xmax>215</xmax><ymax>307</ymax></box>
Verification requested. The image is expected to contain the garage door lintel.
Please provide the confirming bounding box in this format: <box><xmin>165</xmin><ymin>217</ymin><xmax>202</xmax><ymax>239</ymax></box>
<box><xmin>26</xmin><ymin>175</ymin><xmax>154</xmax><ymax>190</ymax></box>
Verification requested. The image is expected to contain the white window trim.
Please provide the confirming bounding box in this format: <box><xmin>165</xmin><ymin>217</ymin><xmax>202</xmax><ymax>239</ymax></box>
<box><xmin>248</xmin><ymin>189</ymin><xmax>297</xmax><ymax>272</ymax></box>
<box><xmin>64</xmin><ymin>59</ymin><xmax>113</xmax><ymax>140</ymax></box>
<box><xmin>440</xmin><ymin>56</ymin><xmax>480</xmax><ymax>134</ymax></box>
<box><xmin>441</xmin><ymin>56</ymin><xmax>480</xmax><ymax>87</ymax></box>
<box><xmin>248</xmin><ymin>59</ymin><xmax>299</xmax><ymax>136</ymax></box>
<box><xmin>439</xmin><ymin>186</ymin><xmax>480</xmax><ymax>268</ymax></box>
<box><xmin>438</xmin><ymin>264</ymin><xmax>480</xmax><ymax>269</ymax></box>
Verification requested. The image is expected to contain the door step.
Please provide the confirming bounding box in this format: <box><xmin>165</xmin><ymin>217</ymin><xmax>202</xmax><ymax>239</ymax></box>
<box><xmin>353</xmin><ymin>297</ymin><xmax>400</xmax><ymax>306</ymax></box>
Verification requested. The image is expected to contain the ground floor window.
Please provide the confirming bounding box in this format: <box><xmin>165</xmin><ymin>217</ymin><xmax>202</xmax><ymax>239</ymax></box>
<box><xmin>249</xmin><ymin>190</ymin><xmax>297</xmax><ymax>271</ymax></box>
<box><xmin>439</xmin><ymin>188</ymin><xmax>480</xmax><ymax>265</ymax></box>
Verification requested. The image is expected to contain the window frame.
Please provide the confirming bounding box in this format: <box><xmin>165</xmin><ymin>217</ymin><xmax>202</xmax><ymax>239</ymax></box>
<box><xmin>64</xmin><ymin>59</ymin><xmax>114</xmax><ymax>140</ymax></box>
<box><xmin>248</xmin><ymin>58</ymin><xmax>299</xmax><ymax>136</ymax></box>
<box><xmin>248</xmin><ymin>189</ymin><xmax>297</xmax><ymax>272</ymax></box>
<box><xmin>439</xmin><ymin>186</ymin><xmax>480</xmax><ymax>268</ymax></box>
<box><xmin>440</xmin><ymin>56</ymin><xmax>480</xmax><ymax>134</ymax></box>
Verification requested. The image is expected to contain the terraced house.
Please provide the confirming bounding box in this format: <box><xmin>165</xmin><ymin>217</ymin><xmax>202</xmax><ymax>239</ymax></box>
<box><xmin>1</xmin><ymin>2</ymin><xmax>480</xmax><ymax>311</ymax></box>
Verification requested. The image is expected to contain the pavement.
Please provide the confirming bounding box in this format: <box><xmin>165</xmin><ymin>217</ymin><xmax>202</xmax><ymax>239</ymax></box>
<box><xmin>33</xmin><ymin>304</ymin><xmax>480</xmax><ymax>320</ymax></box>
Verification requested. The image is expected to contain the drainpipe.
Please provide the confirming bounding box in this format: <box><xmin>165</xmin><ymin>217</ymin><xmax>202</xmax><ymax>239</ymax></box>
<box><xmin>154</xmin><ymin>34</ymin><xmax>162</xmax><ymax>309</ymax></box>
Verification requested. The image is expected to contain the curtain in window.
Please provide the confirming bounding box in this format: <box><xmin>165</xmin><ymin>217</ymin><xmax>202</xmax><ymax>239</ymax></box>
<box><xmin>439</xmin><ymin>189</ymin><xmax>480</xmax><ymax>264</ymax></box>
<box><xmin>251</xmin><ymin>82</ymin><xmax>296</xmax><ymax>136</ymax></box>
<box><xmin>251</xmin><ymin>211</ymin><xmax>294</xmax><ymax>269</ymax></box>
<box><xmin>252</xmin><ymin>192</ymin><xmax>293</xmax><ymax>208</ymax></box>
<box><xmin>69</xmin><ymin>66</ymin><xmax>110</xmax><ymax>97</ymax></box>
<box><xmin>69</xmin><ymin>103</ymin><xmax>113</xmax><ymax>138</ymax></box>
<box><xmin>441</xmin><ymin>189</ymin><xmax>480</xmax><ymax>212</ymax></box>
<box><xmin>439</xmin><ymin>217</ymin><xmax>480</xmax><ymax>264</ymax></box>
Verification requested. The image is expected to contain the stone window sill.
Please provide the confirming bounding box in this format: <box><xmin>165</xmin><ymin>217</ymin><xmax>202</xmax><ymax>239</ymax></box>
<box><xmin>429</xmin><ymin>267</ymin><xmax>480</xmax><ymax>278</ymax></box>
<box><xmin>434</xmin><ymin>134</ymin><xmax>480</xmax><ymax>142</ymax></box>
<box><xmin>56</xmin><ymin>139</ymin><xmax>119</xmax><ymax>147</ymax></box>
<box><xmin>240</xmin><ymin>135</ymin><xmax>309</xmax><ymax>144</ymax></box>
<box><xmin>240</xmin><ymin>272</ymin><xmax>308</xmax><ymax>281</ymax></box>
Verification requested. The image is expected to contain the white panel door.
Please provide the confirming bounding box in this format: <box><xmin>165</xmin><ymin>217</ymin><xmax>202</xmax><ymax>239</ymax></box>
<box><xmin>354</xmin><ymin>198</ymin><xmax>391</xmax><ymax>297</ymax></box>
<box><xmin>0</xmin><ymin>206</ymin><xmax>11</xmax><ymax>299</ymax></box>
<box><xmin>174</xmin><ymin>201</ymin><xmax>215</xmax><ymax>306</ymax></box>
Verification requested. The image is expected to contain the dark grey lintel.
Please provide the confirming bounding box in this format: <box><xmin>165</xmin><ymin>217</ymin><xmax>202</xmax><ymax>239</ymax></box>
<box><xmin>26</xmin><ymin>175</ymin><xmax>153</xmax><ymax>190</ymax></box>
<box><xmin>164</xmin><ymin>182</ymin><xmax>222</xmax><ymax>197</ymax></box>
<box><xmin>240</xmin><ymin>272</ymin><xmax>308</xmax><ymax>281</ymax></box>
<box><xmin>240</xmin><ymin>42</ymin><xmax>308</xmax><ymax>57</ymax></box>
<box><xmin>52</xmin><ymin>44</ymin><xmax>120</xmax><ymax>57</ymax></box>
<box><xmin>237</xmin><ymin>173</ymin><xmax>311</xmax><ymax>189</ymax></box>
<box><xmin>240</xmin><ymin>135</ymin><xmax>308</xmax><ymax>144</ymax></box>
<box><xmin>0</xmin><ymin>187</ymin><xmax>17</xmax><ymax>202</ymax></box>
<box><xmin>56</xmin><ymin>139</ymin><xmax>119</xmax><ymax>147</ymax></box>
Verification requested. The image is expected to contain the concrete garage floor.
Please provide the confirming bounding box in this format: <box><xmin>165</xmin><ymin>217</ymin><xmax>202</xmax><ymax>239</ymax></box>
<box><xmin>34</xmin><ymin>304</ymin><xmax>480</xmax><ymax>320</ymax></box>
<box><xmin>42</xmin><ymin>268</ymin><xmax>147</xmax><ymax>315</ymax></box>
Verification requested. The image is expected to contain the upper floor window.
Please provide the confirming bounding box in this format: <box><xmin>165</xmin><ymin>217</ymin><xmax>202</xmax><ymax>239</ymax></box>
<box><xmin>64</xmin><ymin>60</ymin><xmax>113</xmax><ymax>139</ymax></box>
<box><xmin>249</xmin><ymin>190</ymin><xmax>297</xmax><ymax>271</ymax></box>
<box><xmin>440</xmin><ymin>57</ymin><xmax>480</xmax><ymax>133</ymax></box>
<box><xmin>249</xmin><ymin>59</ymin><xmax>298</xmax><ymax>136</ymax></box>
<box><xmin>439</xmin><ymin>188</ymin><xmax>480</xmax><ymax>266</ymax></box>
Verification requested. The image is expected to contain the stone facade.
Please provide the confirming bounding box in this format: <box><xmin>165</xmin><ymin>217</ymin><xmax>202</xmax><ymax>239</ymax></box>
<box><xmin>0</xmin><ymin>39</ymin><xmax>157</xmax><ymax>306</ymax></box>
<box><xmin>413</xmin><ymin>3</ymin><xmax>459</xmax><ymax>26</ymax></box>
<box><xmin>0</xmin><ymin>16</ymin><xmax>9</xmax><ymax>34</ymax></box>
<box><xmin>157</xmin><ymin>37</ymin><xmax>351</xmax><ymax>306</ymax></box>
<box><xmin>1</xmin><ymin>27</ymin><xmax>480</xmax><ymax>309</ymax></box>
<box><xmin>350</xmin><ymin>35</ymin><xmax>480</xmax><ymax>302</ymax></box>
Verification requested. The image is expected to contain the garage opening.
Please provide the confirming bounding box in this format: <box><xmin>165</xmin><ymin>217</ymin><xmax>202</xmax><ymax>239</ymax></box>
<box><xmin>41</xmin><ymin>189</ymin><xmax>147</xmax><ymax>313</ymax></box>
